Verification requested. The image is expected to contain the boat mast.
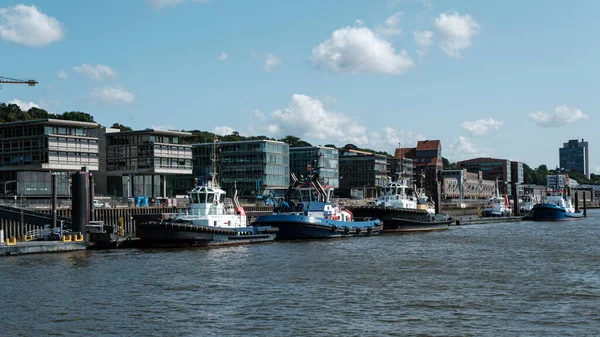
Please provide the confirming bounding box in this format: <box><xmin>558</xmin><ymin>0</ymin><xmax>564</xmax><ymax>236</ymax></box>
<box><xmin>211</xmin><ymin>137</ymin><xmax>219</xmax><ymax>186</ymax></box>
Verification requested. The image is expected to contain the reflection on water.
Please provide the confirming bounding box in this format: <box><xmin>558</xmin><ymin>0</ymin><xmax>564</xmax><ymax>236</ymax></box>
<box><xmin>1</xmin><ymin>210</ymin><xmax>599</xmax><ymax>336</ymax></box>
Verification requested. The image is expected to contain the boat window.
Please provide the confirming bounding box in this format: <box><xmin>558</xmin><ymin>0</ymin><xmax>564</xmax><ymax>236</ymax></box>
<box><xmin>191</xmin><ymin>193</ymin><xmax>199</xmax><ymax>204</ymax></box>
<box><xmin>199</xmin><ymin>193</ymin><xmax>206</xmax><ymax>203</ymax></box>
<box><xmin>207</xmin><ymin>194</ymin><xmax>214</xmax><ymax>203</ymax></box>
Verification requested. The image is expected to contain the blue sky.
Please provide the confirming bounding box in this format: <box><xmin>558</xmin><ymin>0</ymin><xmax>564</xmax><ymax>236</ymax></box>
<box><xmin>1</xmin><ymin>0</ymin><xmax>598</xmax><ymax>172</ymax></box>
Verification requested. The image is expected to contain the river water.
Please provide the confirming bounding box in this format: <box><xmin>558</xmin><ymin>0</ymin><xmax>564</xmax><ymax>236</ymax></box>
<box><xmin>1</xmin><ymin>211</ymin><xmax>599</xmax><ymax>336</ymax></box>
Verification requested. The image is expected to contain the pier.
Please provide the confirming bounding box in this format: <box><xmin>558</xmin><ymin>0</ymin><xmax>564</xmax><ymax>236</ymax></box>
<box><xmin>0</xmin><ymin>205</ymin><xmax>276</xmax><ymax>241</ymax></box>
<box><xmin>0</xmin><ymin>238</ymin><xmax>86</xmax><ymax>256</ymax></box>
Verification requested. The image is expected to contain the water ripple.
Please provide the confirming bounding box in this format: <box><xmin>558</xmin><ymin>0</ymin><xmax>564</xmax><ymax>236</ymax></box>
<box><xmin>1</xmin><ymin>211</ymin><xmax>600</xmax><ymax>336</ymax></box>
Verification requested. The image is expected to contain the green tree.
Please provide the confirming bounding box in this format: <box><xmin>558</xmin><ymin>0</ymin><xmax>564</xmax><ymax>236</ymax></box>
<box><xmin>59</xmin><ymin>111</ymin><xmax>95</xmax><ymax>122</ymax></box>
<box><xmin>111</xmin><ymin>123</ymin><xmax>133</xmax><ymax>131</ymax></box>
<box><xmin>442</xmin><ymin>157</ymin><xmax>457</xmax><ymax>170</ymax></box>
<box><xmin>279</xmin><ymin>135</ymin><xmax>312</xmax><ymax>147</ymax></box>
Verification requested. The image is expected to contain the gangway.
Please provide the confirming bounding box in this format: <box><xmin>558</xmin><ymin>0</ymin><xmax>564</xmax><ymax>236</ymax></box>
<box><xmin>0</xmin><ymin>205</ymin><xmax>72</xmax><ymax>227</ymax></box>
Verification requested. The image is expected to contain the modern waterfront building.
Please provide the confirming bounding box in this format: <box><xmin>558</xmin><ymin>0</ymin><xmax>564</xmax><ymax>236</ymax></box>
<box><xmin>559</xmin><ymin>139</ymin><xmax>589</xmax><ymax>179</ymax></box>
<box><xmin>0</xmin><ymin>119</ymin><xmax>100</xmax><ymax>197</ymax></box>
<box><xmin>440</xmin><ymin>169</ymin><xmax>495</xmax><ymax>200</ymax></box>
<box><xmin>510</xmin><ymin>161</ymin><xmax>524</xmax><ymax>196</ymax></box>
<box><xmin>457</xmin><ymin>157</ymin><xmax>512</xmax><ymax>195</ymax></box>
<box><xmin>103</xmin><ymin>129</ymin><xmax>193</xmax><ymax>198</ymax></box>
<box><xmin>338</xmin><ymin>149</ymin><xmax>389</xmax><ymax>199</ymax></box>
<box><xmin>289</xmin><ymin>146</ymin><xmax>339</xmax><ymax>188</ymax></box>
<box><xmin>192</xmin><ymin>139</ymin><xmax>289</xmax><ymax>200</ymax></box>
<box><xmin>546</xmin><ymin>174</ymin><xmax>568</xmax><ymax>190</ymax></box>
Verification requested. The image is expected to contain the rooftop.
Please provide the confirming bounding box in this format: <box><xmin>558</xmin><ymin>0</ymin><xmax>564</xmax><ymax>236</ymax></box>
<box><xmin>416</xmin><ymin>140</ymin><xmax>441</xmax><ymax>151</ymax></box>
<box><xmin>0</xmin><ymin>118</ymin><xmax>100</xmax><ymax>129</ymax></box>
<box><xmin>192</xmin><ymin>139</ymin><xmax>286</xmax><ymax>146</ymax></box>
<box><xmin>107</xmin><ymin>128</ymin><xmax>192</xmax><ymax>137</ymax></box>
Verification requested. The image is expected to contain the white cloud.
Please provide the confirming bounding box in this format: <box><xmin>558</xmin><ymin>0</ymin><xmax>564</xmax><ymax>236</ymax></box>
<box><xmin>434</xmin><ymin>12</ymin><xmax>479</xmax><ymax>58</ymax></box>
<box><xmin>461</xmin><ymin>118</ymin><xmax>503</xmax><ymax>136</ymax></box>
<box><xmin>90</xmin><ymin>86</ymin><xmax>134</xmax><ymax>105</ymax></box>
<box><xmin>311</xmin><ymin>24</ymin><xmax>414</xmax><ymax>75</ymax></box>
<box><xmin>264</xmin><ymin>53</ymin><xmax>281</xmax><ymax>72</ymax></box>
<box><xmin>0</xmin><ymin>5</ymin><xmax>64</xmax><ymax>47</ymax></box>
<box><xmin>447</xmin><ymin>136</ymin><xmax>490</xmax><ymax>161</ymax></box>
<box><xmin>147</xmin><ymin>0</ymin><xmax>209</xmax><ymax>10</ymax></box>
<box><xmin>252</xmin><ymin>110</ymin><xmax>265</xmax><ymax>119</ymax></box>
<box><xmin>249</xmin><ymin>94</ymin><xmax>426</xmax><ymax>151</ymax></box>
<box><xmin>57</xmin><ymin>69</ymin><xmax>68</xmax><ymax>79</ymax></box>
<box><xmin>8</xmin><ymin>98</ymin><xmax>39</xmax><ymax>111</ymax></box>
<box><xmin>414</xmin><ymin>30</ymin><xmax>434</xmax><ymax>59</ymax></box>
<box><xmin>259</xmin><ymin>94</ymin><xmax>369</xmax><ymax>145</ymax></box>
<box><xmin>376</xmin><ymin>12</ymin><xmax>403</xmax><ymax>37</ymax></box>
<box><xmin>369</xmin><ymin>127</ymin><xmax>426</xmax><ymax>153</ymax></box>
<box><xmin>73</xmin><ymin>64</ymin><xmax>117</xmax><ymax>81</ymax></box>
<box><xmin>529</xmin><ymin>104</ymin><xmax>589</xmax><ymax>128</ymax></box>
<box><xmin>214</xmin><ymin>126</ymin><xmax>235</xmax><ymax>136</ymax></box>
<box><xmin>217</xmin><ymin>52</ymin><xmax>228</xmax><ymax>61</ymax></box>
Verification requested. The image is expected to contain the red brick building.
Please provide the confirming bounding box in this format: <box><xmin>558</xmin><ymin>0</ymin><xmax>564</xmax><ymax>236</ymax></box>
<box><xmin>397</xmin><ymin>140</ymin><xmax>443</xmax><ymax>192</ymax></box>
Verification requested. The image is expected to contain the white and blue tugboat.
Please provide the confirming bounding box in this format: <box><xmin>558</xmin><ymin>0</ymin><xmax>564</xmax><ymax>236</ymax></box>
<box><xmin>519</xmin><ymin>194</ymin><xmax>538</xmax><ymax>215</ymax></box>
<box><xmin>350</xmin><ymin>176</ymin><xmax>452</xmax><ymax>233</ymax></box>
<box><xmin>137</xmin><ymin>139</ymin><xmax>277</xmax><ymax>247</ymax></box>
<box><xmin>528</xmin><ymin>190</ymin><xmax>583</xmax><ymax>221</ymax></box>
<box><xmin>251</xmin><ymin>169</ymin><xmax>382</xmax><ymax>240</ymax></box>
<box><xmin>482</xmin><ymin>179</ymin><xmax>512</xmax><ymax>217</ymax></box>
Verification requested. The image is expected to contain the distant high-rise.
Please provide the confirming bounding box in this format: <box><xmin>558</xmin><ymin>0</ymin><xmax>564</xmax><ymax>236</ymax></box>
<box><xmin>559</xmin><ymin>139</ymin><xmax>589</xmax><ymax>179</ymax></box>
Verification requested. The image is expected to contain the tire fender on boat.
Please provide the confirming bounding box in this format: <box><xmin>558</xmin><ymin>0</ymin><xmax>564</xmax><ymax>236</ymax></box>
<box><xmin>330</xmin><ymin>225</ymin><xmax>337</xmax><ymax>232</ymax></box>
<box><xmin>355</xmin><ymin>227</ymin><xmax>361</xmax><ymax>234</ymax></box>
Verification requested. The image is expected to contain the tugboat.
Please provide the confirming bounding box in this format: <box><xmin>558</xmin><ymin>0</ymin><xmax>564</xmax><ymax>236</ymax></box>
<box><xmin>519</xmin><ymin>194</ymin><xmax>538</xmax><ymax>215</ymax></box>
<box><xmin>528</xmin><ymin>190</ymin><xmax>583</xmax><ymax>221</ymax></box>
<box><xmin>137</xmin><ymin>139</ymin><xmax>278</xmax><ymax>247</ymax></box>
<box><xmin>251</xmin><ymin>166</ymin><xmax>382</xmax><ymax>240</ymax></box>
<box><xmin>350</xmin><ymin>176</ymin><xmax>452</xmax><ymax>233</ymax></box>
<box><xmin>481</xmin><ymin>179</ymin><xmax>512</xmax><ymax>217</ymax></box>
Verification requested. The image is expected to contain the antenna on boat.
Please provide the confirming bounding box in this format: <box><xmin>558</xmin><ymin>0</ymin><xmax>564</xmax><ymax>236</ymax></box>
<box><xmin>210</xmin><ymin>137</ymin><xmax>219</xmax><ymax>186</ymax></box>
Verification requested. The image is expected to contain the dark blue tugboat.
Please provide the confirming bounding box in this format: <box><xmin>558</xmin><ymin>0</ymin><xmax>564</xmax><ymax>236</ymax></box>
<box><xmin>526</xmin><ymin>190</ymin><xmax>583</xmax><ymax>221</ymax></box>
<box><xmin>251</xmin><ymin>161</ymin><xmax>382</xmax><ymax>240</ymax></box>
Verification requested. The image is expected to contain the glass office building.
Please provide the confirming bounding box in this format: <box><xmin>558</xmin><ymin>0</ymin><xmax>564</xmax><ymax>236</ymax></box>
<box><xmin>289</xmin><ymin>146</ymin><xmax>339</xmax><ymax>188</ymax></box>
<box><xmin>103</xmin><ymin>129</ymin><xmax>193</xmax><ymax>198</ymax></box>
<box><xmin>457</xmin><ymin>157</ymin><xmax>513</xmax><ymax>195</ymax></box>
<box><xmin>339</xmin><ymin>150</ymin><xmax>389</xmax><ymax>198</ymax></box>
<box><xmin>192</xmin><ymin>140</ymin><xmax>289</xmax><ymax>199</ymax></box>
<box><xmin>559</xmin><ymin>139</ymin><xmax>589</xmax><ymax>179</ymax></box>
<box><xmin>0</xmin><ymin>119</ymin><xmax>100</xmax><ymax>197</ymax></box>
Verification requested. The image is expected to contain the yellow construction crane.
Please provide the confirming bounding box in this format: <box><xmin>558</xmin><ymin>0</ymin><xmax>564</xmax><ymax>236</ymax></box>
<box><xmin>0</xmin><ymin>76</ymin><xmax>38</xmax><ymax>87</ymax></box>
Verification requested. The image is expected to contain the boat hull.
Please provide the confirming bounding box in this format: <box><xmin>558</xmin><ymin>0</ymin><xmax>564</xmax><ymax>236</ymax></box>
<box><xmin>350</xmin><ymin>206</ymin><xmax>452</xmax><ymax>233</ymax></box>
<box><xmin>136</xmin><ymin>221</ymin><xmax>277</xmax><ymax>247</ymax></box>
<box><xmin>87</xmin><ymin>232</ymin><xmax>119</xmax><ymax>249</ymax></box>
<box><xmin>251</xmin><ymin>214</ymin><xmax>382</xmax><ymax>240</ymax></box>
<box><xmin>528</xmin><ymin>203</ymin><xmax>584</xmax><ymax>221</ymax></box>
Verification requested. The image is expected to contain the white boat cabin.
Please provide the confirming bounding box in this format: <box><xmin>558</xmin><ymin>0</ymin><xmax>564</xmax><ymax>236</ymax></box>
<box><xmin>543</xmin><ymin>190</ymin><xmax>575</xmax><ymax>213</ymax></box>
<box><xmin>176</xmin><ymin>182</ymin><xmax>248</xmax><ymax>228</ymax></box>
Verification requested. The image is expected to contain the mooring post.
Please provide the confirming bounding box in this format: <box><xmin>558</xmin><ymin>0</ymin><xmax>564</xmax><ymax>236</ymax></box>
<box><xmin>574</xmin><ymin>192</ymin><xmax>579</xmax><ymax>213</ymax></box>
<box><xmin>512</xmin><ymin>183</ymin><xmax>519</xmax><ymax>216</ymax></box>
<box><xmin>435</xmin><ymin>180</ymin><xmax>442</xmax><ymax>215</ymax></box>
<box><xmin>89</xmin><ymin>174</ymin><xmax>95</xmax><ymax>222</ymax></box>
<box><xmin>51</xmin><ymin>173</ymin><xmax>57</xmax><ymax>228</ymax></box>
<box><xmin>583</xmin><ymin>195</ymin><xmax>587</xmax><ymax>217</ymax></box>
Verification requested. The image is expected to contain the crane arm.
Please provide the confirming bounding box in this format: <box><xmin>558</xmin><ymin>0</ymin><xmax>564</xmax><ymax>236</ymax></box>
<box><xmin>0</xmin><ymin>76</ymin><xmax>38</xmax><ymax>86</ymax></box>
